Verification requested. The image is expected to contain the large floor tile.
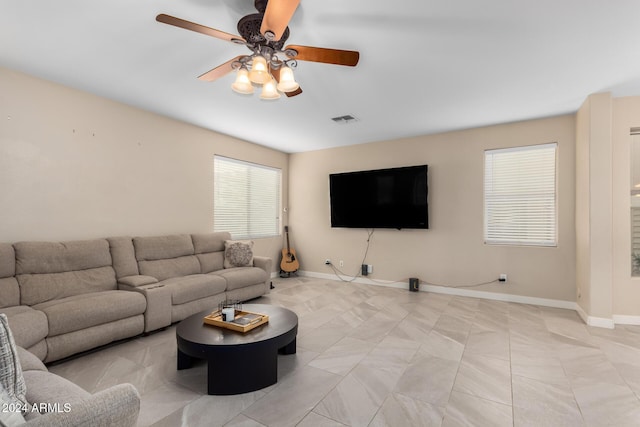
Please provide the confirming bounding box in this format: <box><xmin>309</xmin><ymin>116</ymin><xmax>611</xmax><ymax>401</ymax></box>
<box><xmin>452</xmin><ymin>353</ymin><xmax>512</xmax><ymax>405</ymax></box>
<box><xmin>314</xmin><ymin>366</ymin><xmax>391</xmax><ymax>427</ymax></box>
<box><xmin>148</xmin><ymin>391</ymin><xmax>265</xmax><ymax>427</ymax></box>
<box><xmin>510</xmin><ymin>352</ymin><xmax>567</xmax><ymax>385</ymax></box>
<box><xmin>241</xmin><ymin>365</ymin><xmax>342</xmax><ymax>427</ymax></box>
<box><xmin>464</xmin><ymin>329</ymin><xmax>510</xmax><ymax>361</ymax></box>
<box><xmin>395</xmin><ymin>353</ymin><xmax>459</xmax><ymax>407</ymax></box>
<box><xmin>442</xmin><ymin>390</ymin><xmax>512</xmax><ymax>427</ymax></box>
<box><xmin>512</xmin><ymin>374</ymin><xmax>583</xmax><ymax>426</ymax></box>
<box><xmin>308</xmin><ymin>336</ymin><xmax>375</xmax><ymax>376</ymax></box>
<box><xmin>432</xmin><ymin>314</ymin><xmax>472</xmax><ymax>345</ymax></box>
<box><xmin>572</xmin><ymin>381</ymin><xmax>640</xmax><ymax>426</ymax></box>
<box><xmin>136</xmin><ymin>381</ymin><xmax>201</xmax><ymax>426</ymax></box>
<box><xmin>370</xmin><ymin>393</ymin><xmax>444</xmax><ymax>427</ymax></box>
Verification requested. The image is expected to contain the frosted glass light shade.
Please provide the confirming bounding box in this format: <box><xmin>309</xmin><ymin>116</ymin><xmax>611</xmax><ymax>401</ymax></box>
<box><xmin>231</xmin><ymin>68</ymin><xmax>254</xmax><ymax>94</ymax></box>
<box><xmin>248</xmin><ymin>56</ymin><xmax>270</xmax><ymax>84</ymax></box>
<box><xmin>276</xmin><ymin>66</ymin><xmax>299</xmax><ymax>92</ymax></box>
<box><xmin>260</xmin><ymin>78</ymin><xmax>281</xmax><ymax>100</ymax></box>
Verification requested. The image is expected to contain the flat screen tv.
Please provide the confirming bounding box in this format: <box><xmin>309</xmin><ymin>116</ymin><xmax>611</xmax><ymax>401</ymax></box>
<box><xmin>329</xmin><ymin>165</ymin><xmax>428</xmax><ymax>229</ymax></box>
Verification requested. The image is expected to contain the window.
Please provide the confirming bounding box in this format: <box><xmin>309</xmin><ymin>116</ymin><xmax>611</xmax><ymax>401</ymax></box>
<box><xmin>214</xmin><ymin>156</ymin><xmax>281</xmax><ymax>239</ymax></box>
<box><xmin>484</xmin><ymin>143</ymin><xmax>557</xmax><ymax>246</ymax></box>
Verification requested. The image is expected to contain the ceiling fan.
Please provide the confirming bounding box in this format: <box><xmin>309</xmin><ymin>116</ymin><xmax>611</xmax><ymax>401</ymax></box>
<box><xmin>156</xmin><ymin>0</ymin><xmax>360</xmax><ymax>99</ymax></box>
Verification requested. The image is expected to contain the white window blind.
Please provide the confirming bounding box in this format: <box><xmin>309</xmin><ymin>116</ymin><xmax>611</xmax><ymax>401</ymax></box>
<box><xmin>214</xmin><ymin>156</ymin><xmax>281</xmax><ymax>239</ymax></box>
<box><xmin>484</xmin><ymin>143</ymin><xmax>557</xmax><ymax>246</ymax></box>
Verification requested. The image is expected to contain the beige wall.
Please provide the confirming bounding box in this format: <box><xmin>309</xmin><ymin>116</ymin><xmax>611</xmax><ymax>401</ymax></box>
<box><xmin>0</xmin><ymin>67</ymin><xmax>288</xmax><ymax>267</ymax></box>
<box><xmin>612</xmin><ymin>96</ymin><xmax>640</xmax><ymax>316</ymax></box>
<box><xmin>289</xmin><ymin>115</ymin><xmax>577</xmax><ymax>302</ymax></box>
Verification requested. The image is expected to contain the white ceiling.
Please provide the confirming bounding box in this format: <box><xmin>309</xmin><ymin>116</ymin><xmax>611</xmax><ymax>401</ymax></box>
<box><xmin>2</xmin><ymin>0</ymin><xmax>640</xmax><ymax>153</ymax></box>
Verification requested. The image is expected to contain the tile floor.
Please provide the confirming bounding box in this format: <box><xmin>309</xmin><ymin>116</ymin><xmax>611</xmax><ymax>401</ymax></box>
<box><xmin>48</xmin><ymin>277</ymin><xmax>640</xmax><ymax>426</ymax></box>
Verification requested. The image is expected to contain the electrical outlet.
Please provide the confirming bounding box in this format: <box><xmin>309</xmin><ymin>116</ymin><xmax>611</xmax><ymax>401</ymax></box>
<box><xmin>339</xmin><ymin>260</ymin><xmax>344</xmax><ymax>267</ymax></box>
<box><xmin>367</xmin><ymin>264</ymin><xmax>373</xmax><ymax>274</ymax></box>
<box><xmin>499</xmin><ymin>274</ymin><xmax>507</xmax><ymax>282</ymax></box>
<box><xmin>325</xmin><ymin>259</ymin><xmax>331</xmax><ymax>265</ymax></box>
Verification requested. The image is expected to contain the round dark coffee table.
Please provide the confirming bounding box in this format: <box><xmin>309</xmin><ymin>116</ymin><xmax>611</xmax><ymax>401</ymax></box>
<box><xmin>176</xmin><ymin>304</ymin><xmax>298</xmax><ymax>395</ymax></box>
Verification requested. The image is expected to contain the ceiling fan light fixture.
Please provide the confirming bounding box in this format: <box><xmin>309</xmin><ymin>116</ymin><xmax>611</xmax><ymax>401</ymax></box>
<box><xmin>276</xmin><ymin>65</ymin><xmax>299</xmax><ymax>92</ymax></box>
<box><xmin>260</xmin><ymin>77</ymin><xmax>281</xmax><ymax>100</ymax></box>
<box><xmin>231</xmin><ymin>68</ymin><xmax>254</xmax><ymax>94</ymax></box>
<box><xmin>248</xmin><ymin>55</ymin><xmax>271</xmax><ymax>84</ymax></box>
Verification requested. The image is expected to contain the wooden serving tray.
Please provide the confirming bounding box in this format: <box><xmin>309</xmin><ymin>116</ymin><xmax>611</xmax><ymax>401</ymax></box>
<box><xmin>203</xmin><ymin>309</ymin><xmax>269</xmax><ymax>333</ymax></box>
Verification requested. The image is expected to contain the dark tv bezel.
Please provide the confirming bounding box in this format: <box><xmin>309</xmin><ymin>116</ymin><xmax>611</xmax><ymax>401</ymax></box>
<box><xmin>329</xmin><ymin>164</ymin><xmax>429</xmax><ymax>230</ymax></box>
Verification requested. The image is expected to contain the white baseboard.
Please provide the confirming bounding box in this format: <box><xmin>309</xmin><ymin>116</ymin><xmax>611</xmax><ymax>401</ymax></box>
<box><xmin>612</xmin><ymin>314</ymin><xmax>640</xmax><ymax>325</ymax></box>
<box><xmin>298</xmin><ymin>270</ymin><xmax>576</xmax><ymax>309</ymax></box>
<box><xmin>575</xmin><ymin>304</ymin><xmax>615</xmax><ymax>329</ymax></box>
<box><xmin>575</xmin><ymin>304</ymin><xmax>589</xmax><ymax>324</ymax></box>
<box><xmin>295</xmin><ymin>270</ymin><xmax>627</xmax><ymax>329</ymax></box>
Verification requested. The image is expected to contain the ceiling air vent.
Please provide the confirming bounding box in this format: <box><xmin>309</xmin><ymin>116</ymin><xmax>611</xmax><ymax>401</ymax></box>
<box><xmin>331</xmin><ymin>114</ymin><xmax>359</xmax><ymax>124</ymax></box>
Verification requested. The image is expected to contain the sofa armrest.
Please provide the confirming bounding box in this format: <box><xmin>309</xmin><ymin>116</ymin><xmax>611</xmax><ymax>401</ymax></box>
<box><xmin>253</xmin><ymin>256</ymin><xmax>273</xmax><ymax>294</ymax></box>
<box><xmin>25</xmin><ymin>383</ymin><xmax>140</xmax><ymax>427</ymax></box>
<box><xmin>252</xmin><ymin>256</ymin><xmax>272</xmax><ymax>274</ymax></box>
<box><xmin>118</xmin><ymin>283</ymin><xmax>172</xmax><ymax>333</ymax></box>
<box><xmin>118</xmin><ymin>275</ymin><xmax>158</xmax><ymax>288</ymax></box>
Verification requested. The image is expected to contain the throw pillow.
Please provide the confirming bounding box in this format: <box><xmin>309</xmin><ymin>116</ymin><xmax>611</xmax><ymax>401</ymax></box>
<box><xmin>224</xmin><ymin>240</ymin><xmax>254</xmax><ymax>268</ymax></box>
<box><xmin>0</xmin><ymin>314</ymin><xmax>27</xmax><ymax>412</ymax></box>
<box><xmin>0</xmin><ymin>384</ymin><xmax>26</xmax><ymax>426</ymax></box>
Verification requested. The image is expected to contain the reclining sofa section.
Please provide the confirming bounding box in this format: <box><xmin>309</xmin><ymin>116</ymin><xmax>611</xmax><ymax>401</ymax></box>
<box><xmin>111</xmin><ymin>232</ymin><xmax>272</xmax><ymax>332</ymax></box>
<box><xmin>0</xmin><ymin>232</ymin><xmax>272</xmax><ymax>363</ymax></box>
<box><xmin>12</xmin><ymin>239</ymin><xmax>147</xmax><ymax>363</ymax></box>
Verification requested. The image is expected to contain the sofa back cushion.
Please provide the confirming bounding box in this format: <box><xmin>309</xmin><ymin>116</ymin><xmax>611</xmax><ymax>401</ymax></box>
<box><xmin>134</xmin><ymin>235</ymin><xmax>200</xmax><ymax>281</ymax></box>
<box><xmin>0</xmin><ymin>244</ymin><xmax>19</xmax><ymax>308</ymax></box>
<box><xmin>107</xmin><ymin>236</ymin><xmax>139</xmax><ymax>279</ymax></box>
<box><xmin>14</xmin><ymin>239</ymin><xmax>117</xmax><ymax>306</ymax></box>
<box><xmin>192</xmin><ymin>232</ymin><xmax>230</xmax><ymax>273</ymax></box>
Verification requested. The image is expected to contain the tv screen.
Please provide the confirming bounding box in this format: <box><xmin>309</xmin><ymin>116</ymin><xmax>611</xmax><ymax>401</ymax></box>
<box><xmin>329</xmin><ymin>165</ymin><xmax>428</xmax><ymax>229</ymax></box>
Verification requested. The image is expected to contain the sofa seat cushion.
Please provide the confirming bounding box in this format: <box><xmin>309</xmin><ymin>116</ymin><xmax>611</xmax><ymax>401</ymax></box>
<box><xmin>213</xmin><ymin>267</ymin><xmax>268</xmax><ymax>291</ymax></box>
<box><xmin>33</xmin><ymin>291</ymin><xmax>146</xmax><ymax>336</ymax></box>
<box><xmin>162</xmin><ymin>274</ymin><xmax>227</xmax><ymax>305</ymax></box>
<box><xmin>0</xmin><ymin>306</ymin><xmax>48</xmax><ymax>349</ymax></box>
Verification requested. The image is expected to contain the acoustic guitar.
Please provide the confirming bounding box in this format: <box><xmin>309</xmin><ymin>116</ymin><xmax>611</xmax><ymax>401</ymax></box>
<box><xmin>280</xmin><ymin>226</ymin><xmax>299</xmax><ymax>276</ymax></box>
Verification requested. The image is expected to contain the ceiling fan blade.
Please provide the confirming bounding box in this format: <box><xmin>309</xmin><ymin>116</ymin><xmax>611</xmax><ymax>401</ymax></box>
<box><xmin>285</xmin><ymin>45</ymin><xmax>360</xmax><ymax>66</ymax></box>
<box><xmin>198</xmin><ymin>56</ymin><xmax>244</xmax><ymax>82</ymax></box>
<box><xmin>156</xmin><ymin>14</ymin><xmax>246</xmax><ymax>44</ymax></box>
<box><xmin>260</xmin><ymin>0</ymin><xmax>300</xmax><ymax>42</ymax></box>
<box><xmin>272</xmin><ymin>67</ymin><xmax>303</xmax><ymax>97</ymax></box>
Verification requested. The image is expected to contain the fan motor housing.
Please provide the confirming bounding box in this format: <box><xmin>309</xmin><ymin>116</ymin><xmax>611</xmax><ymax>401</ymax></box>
<box><xmin>237</xmin><ymin>13</ymin><xmax>289</xmax><ymax>49</ymax></box>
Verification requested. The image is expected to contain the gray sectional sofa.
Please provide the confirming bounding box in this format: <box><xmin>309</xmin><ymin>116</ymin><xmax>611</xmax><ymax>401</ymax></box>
<box><xmin>0</xmin><ymin>232</ymin><xmax>272</xmax><ymax>363</ymax></box>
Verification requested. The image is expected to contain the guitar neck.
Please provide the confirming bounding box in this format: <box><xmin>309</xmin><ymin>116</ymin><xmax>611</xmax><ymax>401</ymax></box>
<box><xmin>285</xmin><ymin>226</ymin><xmax>291</xmax><ymax>254</ymax></box>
